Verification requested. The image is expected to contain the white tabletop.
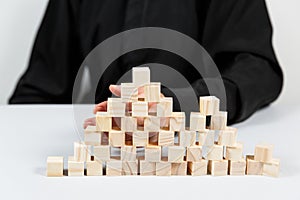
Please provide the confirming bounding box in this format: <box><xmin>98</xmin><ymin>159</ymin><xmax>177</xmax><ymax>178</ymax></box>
<box><xmin>0</xmin><ymin>104</ymin><xmax>299</xmax><ymax>200</ymax></box>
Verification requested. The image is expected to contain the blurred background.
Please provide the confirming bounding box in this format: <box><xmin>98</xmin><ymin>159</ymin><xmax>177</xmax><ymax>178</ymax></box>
<box><xmin>0</xmin><ymin>0</ymin><xmax>299</xmax><ymax>105</ymax></box>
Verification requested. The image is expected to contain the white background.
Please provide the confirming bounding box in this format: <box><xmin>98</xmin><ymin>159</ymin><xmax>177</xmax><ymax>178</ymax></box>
<box><xmin>0</xmin><ymin>0</ymin><xmax>300</xmax><ymax>104</ymax></box>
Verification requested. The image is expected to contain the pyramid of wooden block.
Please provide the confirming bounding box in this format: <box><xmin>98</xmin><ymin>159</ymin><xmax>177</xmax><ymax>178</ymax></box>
<box><xmin>47</xmin><ymin>66</ymin><xmax>280</xmax><ymax>177</ymax></box>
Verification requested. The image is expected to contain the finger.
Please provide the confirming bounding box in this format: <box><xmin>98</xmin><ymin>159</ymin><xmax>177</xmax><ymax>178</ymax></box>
<box><xmin>109</xmin><ymin>85</ymin><xmax>121</xmax><ymax>97</ymax></box>
<box><xmin>93</xmin><ymin>101</ymin><xmax>107</xmax><ymax>114</ymax></box>
<box><xmin>83</xmin><ymin>117</ymin><xmax>96</xmax><ymax>129</ymax></box>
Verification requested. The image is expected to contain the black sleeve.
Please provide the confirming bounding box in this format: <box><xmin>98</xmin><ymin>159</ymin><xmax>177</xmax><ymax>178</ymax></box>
<box><xmin>197</xmin><ymin>0</ymin><xmax>283</xmax><ymax>124</ymax></box>
<box><xmin>9</xmin><ymin>0</ymin><xmax>82</xmax><ymax>104</ymax></box>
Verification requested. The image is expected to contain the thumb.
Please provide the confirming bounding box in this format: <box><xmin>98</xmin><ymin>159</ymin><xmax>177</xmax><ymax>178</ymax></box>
<box><xmin>109</xmin><ymin>85</ymin><xmax>121</xmax><ymax>97</ymax></box>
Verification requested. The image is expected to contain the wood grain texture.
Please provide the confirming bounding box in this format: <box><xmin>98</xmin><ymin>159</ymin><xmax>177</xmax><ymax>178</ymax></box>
<box><xmin>188</xmin><ymin>160</ymin><xmax>208</xmax><ymax>176</ymax></box>
<box><xmin>47</xmin><ymin>156</ymin><xmax>64</xmax><ymax>177</ymax></box>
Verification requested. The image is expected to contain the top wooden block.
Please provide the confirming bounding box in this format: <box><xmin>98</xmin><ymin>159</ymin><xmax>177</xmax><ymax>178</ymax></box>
<box><xmin>132</xmin><ymin>67</ymin><xmax>150</xmax><ymax>87</ymax></box>
<box><xmin>254</xmin><ymin>144</ymin><xmax>273</xmax><ymax>162</ymax></box>
<box><xmin>199</xmin><ymin>96</ymin><xmax>220</xmax><ymax>116</ymax></box>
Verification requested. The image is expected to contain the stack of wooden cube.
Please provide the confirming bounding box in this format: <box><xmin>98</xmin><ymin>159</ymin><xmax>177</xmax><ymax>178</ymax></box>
<box><xmin>47</xmin><ymin>67</ymin><xmax>280</xmax><ymax>177</ymax></box>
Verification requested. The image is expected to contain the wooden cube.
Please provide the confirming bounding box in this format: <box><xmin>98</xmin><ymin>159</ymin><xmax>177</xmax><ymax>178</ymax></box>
<box><xmin>190</xmin><ymin>112</ymin><xmax>206</xmax><ymax>131</ymax></box>
<box><xmin>157</xmin><ymin>97</ymin><xmax>173</xmax><ymax>117</ymax></box>
<box><xmin>218</xmin><ymin>127</ymin><xmax>237</xmax><ymax>147</ymax></box>
<box><xmin>210</xmin><ymin>111</ymin><xmax>227</xmax><ymax>130</ymax></box>
<box><xmin>168</xmin><ymin>146</ymin><xmax>185</xmax><ymax>163</ymax></box>
<box><xmin>188</xmin><ymin>160</ymin><xmax>208</xmax><ymax>176</ymax></box>
<box><xmin>206</xmin><ymin>145</ymin><xmax>223</xmax><ymax>161</ymax></box>
<box><xmin>107</xmin><ymin>98</ymin><xmax>126</xmax><ymax>117</ymax></box>
<box><xmin>179</xmin><ymin>130</ymin><xmax>196</xmax><ymax>147</ymax></box>
<box><xmin>246</xmin><ymin>155</ymin><xmax>263</xmax><ymax>175</ymax></box>
<box><xmin>132</xmin><ymin>102</ymin><xmax>148</xmax><ymax>117</ymax></box>
<box><xmin>96</xmin><ymin>112</ymin><xmax>112</xmax><ymax>131</ymax></box>
<box><xmin>74</xmin><ymin>142</ymin><xmax>88</xmax><ymax>162</ymax></box>
<box><xmin>106</xmin><ymin>159</ymin><xmax>123</xmax><ymax>176</ymax></box>
<box><xmin>144</xmin><ymin>82</ymin><xmax>161</xmax><ymax>102</ymax></box>
<box><xmin>156</xmin><ymin>161</ymin><xmax>171</xmax><ymax>176</ymax></box>
<box><xmin>133</xmin><ymin>131</ymin><xmax>148</xmax><ymax>146</ymax></box>
<box><xmin>68</xmin><ymin>156</ymin><xmax>84</xmax><ymax>176</ymax></box>
<box><xmin>109</xmin><ymin>130</ymin><xmax>125</xmax><ymax>147</ymax></box>
<box><xmin>199</xmin><ymin>96</ymin><xmax>220</xmax><ymax>116</ymax></box>
<box><xmin>200</xmin><ymin>130</ymin><xmax>215</xmax><ymax>147</ymax></box>
<box><xmin>171</xmin><ymin>162</ymin><xmax>187</xmax><ymax>176</ymax></box>
<box><xmin>84</xmin><ymin>126</ymin><xmax>101</xmax><ymax>146</ymax></box>
<box><xmin>123</xmin><ymin>161</ymin><xmax>138</xmax><ymax>175</ymax></box>
<box><xmin>86</xmin><ymin>160</ymin><xmax>103</xmax><ymax>176</ymax></box>
<box><xmin>228</xmin><ymin>159</ymin><xmax>246</xmax><ymax>175</ymax></box>
<box><xmin>47</xmin><ymin>156</ymin><xmax>63</xmax><ymax>177</ymax></box>
<box><xmin>121</xmin><ymin>145</ymin><xmax>136</xmax><ymax>161</ymax></box>
<box><xmin>158</xmin><ymin>130</ymin><xmax>174</xmax><ymax>146</ymax></box>
<box><xmin>144</xmin><ymin>116</ymin><xmax>160</xmax><ymax>132</ymax></box>
<box><xmin>208</xmin><ymin>160</ymin><xmax>228</xmax><ymax>176</ymax></box>
<box><xmin>254</xmin><ymin>144</ymin><xmax>273</xmax><ymax>162</ymax></box>
<box><xmin>169</xmin><ymin>112</ymin><xmax>186</xmax><ymax>131</ymax></box>
<box><xmin>132</xmin><ymin>67</ymin><xmax>150</xmax><ymax>88</ymax></box>
<box><xmin>139</xmin><ymin>160</ymin><xmax>156</xmax><ymax>176</ymax></box>
<box><xmin>263</xmin><ymin>159</ymin><xmax>280</xmax><ymax>177</ymax></box>
<box><xmin>187</xmin><ymin>146</ymin><xmax>202</xmax><ymax>162</ymax></box>
<box><xmin>145</xmin><ymin>145</ymin><xmax>161</xmax><ymax>162</ymax></box>
<box><xmin>121</xmin><ymin>117</ymin><xmax>137</xmax><ymax>132</ymax></box>
<box><xmin>94</xmin><ymin>145</ymin><xmax>110</xmax><ymax>161</ymax></box>
<box><xmin>121</xmin><ymin>83</ymin><xmax>138</xmax><ymax>102</ymax></box>
<box><xmin>225</xmin><ymin>143</ymin><xmax>243</xmax><ymax>161</ymax></box>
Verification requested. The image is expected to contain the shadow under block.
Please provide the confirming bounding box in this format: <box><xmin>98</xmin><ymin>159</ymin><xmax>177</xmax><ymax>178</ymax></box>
<box><xmin>109</xmin><ymin>130</ymin><xmax>125</xmax><ymax>147</ymax></box>
<box><xmin>144</xmin><ymin>116</ymin><xmax>160</xmax><ymax>132</ymax></box>
<box><xmin>169</xmin><ymin>112</ymin><xmax>186</xmax><ymax>131</ymax></box>
<box><xmin>132</xmin><ymin>102</ymin><xmax>148</xmax><ymax>117</ymax></box>
<box><xmin>210</xmin><ymin>111</ymin><xmax>227</xmax><ymax>130</ymax></box>
<box><xmin>171</xmin><ymin>162</ymin><xmax>187</xmax><ymax>175</ymax></box>
<box><xmin>84</xmin><ymin>126</ymin><xmax>101</xmax><ymax>146</ymax></box>
<box><xmin>47</xmin><ymin>156</ymin><xmax>64</xmax><ymax>177</ymax></box>
<box><xmin>263</xmin><ymin>159</ymin><xmax>280</xmax><ymax>177</ymax></box>
<box><xmin>106</xmin><ymin>160</ymin><xmax>123</xmax><ymax>176</ymax></box>
<box><xmin>156</xmin><ymin>161</ymin><xmax>171</xmax><ymax>176</ymax></box>
<box><xmin>132</xmin><ymin>67</ymin><xmax>150</xmax><ymax>88</ymax></box>
<box><xmin>121</xmin><ymin>145</ymin><xmax>137</xmax><ymax>161</ymax></box>
<box><xmin>199</xmin><ymin>96</ymin><xmax>220</xmax><ymax>116</ymax></box>
<box><xmin>96</xmin><ymin>112</ymin><xmax>112</xmax><ymax>131</ymax></box>
<box><xmin>133</xmin><ymin>131</ymin><xmax>148</xmax><ymax>146</ymax></box>
<box><xmin>208</xmin><ymin>160</ymin><xmax>228</xmax><ymax>176</ymax></box>
<box><xmin>246</xmin><ymin>155</ymin><xmax>263</xmax><ymax>175</ymax></box>
<box><xmin>168</xmin><ymin>146</ymin><xmax>185</xmax><ymax>162</ymax></box>
<box><xmin>218</xmin><ymin>127</ymin><xmax>237</xmax><ymax>147</ymax></box>
<box><xmin>121</xmin><ymin>83</ymin><xmax>138</xmax><ymax>102</ymax></box>
<box><xmin>188</xmin><ymin>160</ymin><xmax>208</xmax><ymax>176</ymax></box>
<box><xmin>225</xmin><ymin>143</ymin><xmax>243</xmax><ymax>161</ymax></box>
<box><xmin>68</xmin><ymin>156</ymin><xmax>84</xmax><ymax>176</ymax></box>
<box><xmin>121</xmin><ymin>117</ymin><xmax>137</xmax><ymax>132</ymax></box>
<box><xmin>123</xmin><ymin>161</ymin><xmax>138</xmax><ymax>175</ymax></box>
<box><xmin>74</xmin><ymin>142</ymin><xmax>88</xmax><ymax>162</ymax></box>
<box><xmin>206</xmin><ymin>144</ymin><xmax>223</xmax><ymax>161</ymax></box>
<box><xmin>86</xmin><ymin>160</ymin><xmax>103</xmax><ymax>176</ymax></box>
<box><xmin>158</xmin><ymin>130</ymin><xmax>174</xmax><ymax>146</ymax></box>
<box><xmin>228</xmin><ymin>160</ymin><xmax>246</xmax><ymax>175</ymax></box>
<box><xmin>254</xmin><ymin>144</ymin><xmax>273</xmax><ymax>162</ymax></box>
<box><xmin>107</xmin><ymin>98</ymin><xmax>126</xmax><ymax>117</ymax></box>
<box><xmin>190</xmin><ymin>112</ymin><xmax>206</xmax><ymax>131</ymax></box>
<box><xmin>145</xmin><ymin>146</ymin><xmax>161</xmax><ymax>162</ymax></box>
<box><xmin>179</xmin><ymin>130</ymin><xmax>196</xmax><ymax>147</ymax></box>
<box><xmin>144</xmin><ymin>82</ymin><xmax>161</xmax><ymax>102</ymax></box>
<box><xmin>157</xmin><ymin>97</ymin><xmax>173</xmax><ymax>117</ymax></box>
<box><xmin>139</xmin><ymin>160</ymin><xmax>156</xmax><ymax>175</ymax></box>
<box><xmin>187</xmin><ymin>146</ymin><xmax>202</xmax><ymax>162</ymax></box>
<box><xmin>94</xmin><ymin>145</ymin><xmax>110</xmax><ymax>161</ymax></box>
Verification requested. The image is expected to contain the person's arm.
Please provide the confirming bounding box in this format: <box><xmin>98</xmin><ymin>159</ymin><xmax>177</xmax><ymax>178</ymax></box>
<box><xmin>196</xmin><ymin>0</ymin><xmax>283</xmax><ymax>124</ymax></box>
<box><xmin>9</xmin><ymin>0</ymin><xmax>82</xmax><ymax>104</ymax></box>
